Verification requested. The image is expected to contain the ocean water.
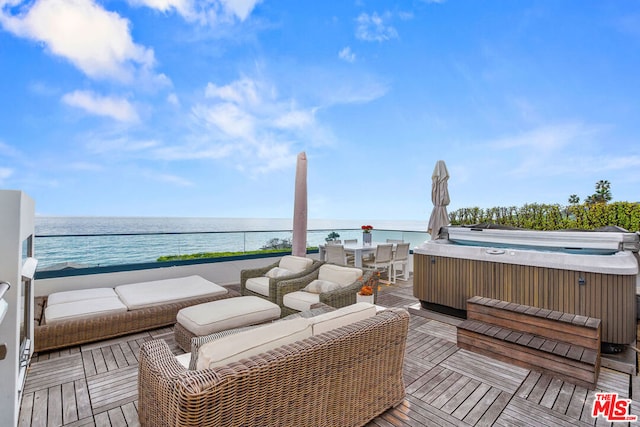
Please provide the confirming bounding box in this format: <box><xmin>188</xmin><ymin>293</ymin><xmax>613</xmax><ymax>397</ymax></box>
<box><xmin>35</xmin><ymin>217</ymin><xmax>429</xmax><ymax>270</ymax></box>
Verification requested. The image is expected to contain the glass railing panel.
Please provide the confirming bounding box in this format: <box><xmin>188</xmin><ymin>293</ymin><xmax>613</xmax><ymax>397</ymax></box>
<box><xmin>35</xmin><ymin>229</ymin><xmax>430</xmax><ymax>272</ymax></box>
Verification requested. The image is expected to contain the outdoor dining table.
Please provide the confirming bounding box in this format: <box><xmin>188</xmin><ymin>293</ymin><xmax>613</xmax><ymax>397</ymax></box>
<box><xmin>319</xmin><ymin>242</ymin><xmax>390</xmax><ymax>268</ymax></box>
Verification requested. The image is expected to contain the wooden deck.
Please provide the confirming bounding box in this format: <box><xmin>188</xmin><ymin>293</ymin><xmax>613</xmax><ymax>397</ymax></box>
<box><xmin>19</xmin><ymin>279</ymin><xmax>637</xmax><ymax>426</ymax></box>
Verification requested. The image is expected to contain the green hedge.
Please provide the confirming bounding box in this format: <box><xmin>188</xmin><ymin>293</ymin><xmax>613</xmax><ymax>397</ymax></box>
<box><xmin>449</xmin><ymin>202</ymin><xmax>640</xmax><ymax>232</ymax></box>
<box><xmin>157</xmin><ymin>247</ymin><xmax>319</xmax><ymax>262</ymax></box>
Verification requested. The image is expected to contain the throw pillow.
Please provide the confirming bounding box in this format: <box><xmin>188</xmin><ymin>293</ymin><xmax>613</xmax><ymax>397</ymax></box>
<box><xmin>266</xmin><ymin>267</ymin><xmax>291</xmax><ymax>279</ymax></box>
<box><xmin>303</xmin><ymin>279</ymin><xmax>341</xmax><ymax>294</ymax></box>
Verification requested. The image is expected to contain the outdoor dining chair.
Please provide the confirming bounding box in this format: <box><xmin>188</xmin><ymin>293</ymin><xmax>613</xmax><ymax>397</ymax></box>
<box><xmin>363</xmin><ymin>243</ymin><xmax>393</xmax><ymax>280</ymax></box>
<box><xmin>391</xmin><ymin>242</ymin><xmax>410</xmax><ymax>283</ymax></box>
<box><xmin>325</xmin><ymin>244</ymin><xmax>348</xmax><ymax>265</ymax></box>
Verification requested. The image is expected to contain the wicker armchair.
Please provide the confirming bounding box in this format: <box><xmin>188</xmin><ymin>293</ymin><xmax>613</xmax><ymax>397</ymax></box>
<box><xmin>276</xmin><ymin>266</ymin><xmax>379</xmax><ymax>317</ymax></box>
<box><xmin>240</xmin><ymin>256</ymin><xmax>323</xmax><ymax>303</ymax></box>
<box><xmin>138</xmin><ymin>308</ymin><xmax>410</xmax><ymax>427</ymax></box>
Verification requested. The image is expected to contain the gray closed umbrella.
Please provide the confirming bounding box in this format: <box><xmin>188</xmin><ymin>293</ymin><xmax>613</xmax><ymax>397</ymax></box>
<box><xmin>427</xmin><ymin>160</ymin><xmax>450</xmax><ymax>240</ymax></box>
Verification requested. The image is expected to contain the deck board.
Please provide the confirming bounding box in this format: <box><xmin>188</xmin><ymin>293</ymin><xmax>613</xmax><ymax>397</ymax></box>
<box><xmin>62</xmin><ymin>382</ymin><xmax>78</xmax><ymax>424</ymax></box>
<box><xmin>441</xmin><ymin>349</ymin><xmax>529</xmax><ymax>394</ymax></box>
<box><xmin>19</xmin><ymin>278</ymin><xmax>635</xmax><ymax>426</ymax></box>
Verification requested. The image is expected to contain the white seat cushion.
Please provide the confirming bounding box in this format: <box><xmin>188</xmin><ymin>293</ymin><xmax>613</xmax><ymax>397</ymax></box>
<box><xmin>45</xmin><ymin>297</ymin><xmax>127</xmax><ymax>324</ymax></box>
<box><xmin>245</xmin><ymin>276</ymin><xmax>270</xmax><ymax>297</ymax></box>
<box><xmin>177</xmin><ymin>296</ymin><xmax>281</xmax><ymax>336</ymax></box>
<box><xmin>115</xmin><ymin>275</ymin><xmax>227</xmax><ymax>310</ymax></box>
<box><xmin>309</xmin><ymin>302</ymin><xmax>377</xmax><ymax>335</ymax></box>
<box><xmin>47</xmin><ymin>288</ymin><xmax>117</xmax><ymax>306</ymax></box>
<box><xmin>282</xmin><ymin>291</ymin><xmax>320</xmax><ymax>312</ymax></box>
<box><xmin>196</xmin><ymin>317</ymin><xmax>312</xmax><ymax>370</ymax></box>
<box><xmin>279</xmin><ymin>255</ymin><xmax>313</xmax><ymax>273</ymax></box>
<box><xmin>317</xmin><ymin>264</ymin><xmax>362</xmax><ymax>287</ymax></box>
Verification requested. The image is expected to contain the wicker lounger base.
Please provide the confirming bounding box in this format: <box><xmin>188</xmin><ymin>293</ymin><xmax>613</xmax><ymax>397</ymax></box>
<box><xmin>34</xmin><ymin>288</ymin><xmax>241</xmax><ymax>353</ymax></box>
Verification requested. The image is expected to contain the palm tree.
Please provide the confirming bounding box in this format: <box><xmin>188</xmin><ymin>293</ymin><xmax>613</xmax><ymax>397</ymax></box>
<box><xmin>585</xmin><ymin>180</ymin><xmax>612</xmax><ymax>205</ymax></box>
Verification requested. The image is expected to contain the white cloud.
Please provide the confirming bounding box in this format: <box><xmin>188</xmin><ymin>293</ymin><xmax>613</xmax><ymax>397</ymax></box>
<box><xmin>324</xmin><ymin>78</ymin><xmax>389</xmax><ymax>105</ymax></box>
<box><xmin>127</xmin><ymin>0</ymin><xmax>261</xmax><ymax>23</ymax></box>
<box><xmin>196</xmin><ymin>102</ymin><xmax>255</xmax><ymax>139</ymax></box>
<box><xmin>219</xmin><ymin>0</ymin><xmax>261</xmax><ymax>21</ymax></box>
<box><xmin>62</xmin><ymin>90</ymin><xmax>140</xmax><ymax>122</ymax></box>
<box><xmin>153</xmin><ymin>143</ymin><xmax>235</xmax><ymax>161</ymax></box>
<box><xmin>205</xmin><ymin>78</ymin><xmax>261</xmax><ymax>105</ymax></box>
<box><xmin>599</xmin><ymin>155</ymin><xmax>640</xmax><ymax>171</ymax></box>
<box><xmin>128</xmin><ymin>0</ymin><xmax>194</xmax><ymax>19</ymax></box>
<box><xmin>274</xmin><ymin>110</ymin><xmax>314</xmax><ymax>129</ymax></box>
<box><xmin>489</xmin><ymin>122</ymin><xmax>601</xmax><ymax>153</ymax></box>
<box><xmin>0</xmin><ymin>140</ymin><xmax>22</xmax><ymax>158</ymax></box>
<box><xmin>1</xmin><ymin>0</ymin><xmax>158</xmax><ymax>83</ymax></box>
<box><xmin>167</xmin><ymin>93</ymin><xmax>180</xmax><ymax>106</ymax></box>
<box><xmin>85</xmin><ymin>137</ymin><xmax>159</xmax><ymax>154</ymax></box>
<box><xmin>355</xmin><ymin>12</ymin><xmax>398</xmax><ymax>42</ymax></box>
<box><xmin>338</xmin><ymin>46</ymin><xmax>356</xmax><ymax>63</ymax></box>
<box><xmin>180</xmin><ymin>76</ymin><xmax>323</xmax><ymax>173</ymax></box>
<box><xmin>0</xmin><ymin>167</ymin><xmax>13</xmax><ymax>180</ymax></box>
<box><xmin>486</xmin><ymin>121</ymin><xmax>613</xmax><ymax>178</ymax></box>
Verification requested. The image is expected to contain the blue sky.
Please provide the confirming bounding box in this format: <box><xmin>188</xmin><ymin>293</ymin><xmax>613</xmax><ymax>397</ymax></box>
<box><xmin>1</xmin><ymin>0</ymin><xmax>639</xmax><ymax>222</ymax></box>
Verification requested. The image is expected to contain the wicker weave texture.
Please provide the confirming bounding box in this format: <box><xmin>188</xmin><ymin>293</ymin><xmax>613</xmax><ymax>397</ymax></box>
<box><xmin>277</xmin><ymin>268</ymin><xmax>379</xmax><ymax>317</ymax></box>
<box><xmin>34</xmin><ymin>289</ymin><xmax>241</xmax><ymax>352</ymax></box>
<box><xmin>239</xmin><ymin>259</ymin><xmax>324</xmax><ymax>303</ymax></box>
<box><xmin>138</xmin><ymin>308</ymin><xmax>409</xmax><ymax>427</ymax></box>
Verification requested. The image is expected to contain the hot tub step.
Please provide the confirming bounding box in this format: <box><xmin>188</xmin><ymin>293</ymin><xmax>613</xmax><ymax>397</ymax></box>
<box><xmin>457</xmin><ymin>296</ymin><xmax>601</xmax><ymax>390</ymax></box>
<box><xmin>466</xmin><ymin>296</ymin><xmax>601</xmax><ymax>349</ymax></box>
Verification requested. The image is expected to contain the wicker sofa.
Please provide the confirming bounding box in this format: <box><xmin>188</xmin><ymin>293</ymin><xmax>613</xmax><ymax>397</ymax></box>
<box><xmin>240</xmin><ymin>255</ymin><xmax>323</xmax><ymax>303</ymax></box>
<box><xmin>34</xmin><ymin>276</ymin><xmax>240</xmax><ymax>352</ymax></box>
<box><xmin>138</xmin><ymin>306</ymin><xmax>410</xmax><ymax>427</ymax></box>
<box><xmin>276</xmin><ymin>264</ymin><xmax>379</xmax><ymax>317</ymax></box>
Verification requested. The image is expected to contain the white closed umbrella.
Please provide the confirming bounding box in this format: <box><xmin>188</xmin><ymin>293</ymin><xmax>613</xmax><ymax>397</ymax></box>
<box><xmin>427</xmin><ymin>160</ymin><xmax>450</xmax><ymax>240</ymax></box>
<box><xmin>292</xmin><ymin>152</ymin><xmax>308</xmax><ymax>256</ymax></box>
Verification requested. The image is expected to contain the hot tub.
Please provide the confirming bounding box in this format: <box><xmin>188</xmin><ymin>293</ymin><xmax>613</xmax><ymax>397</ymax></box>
<box><xmin>413</xmin><ymin>227</ymin><xmax>640</xmax><ymax>346</ymax></box>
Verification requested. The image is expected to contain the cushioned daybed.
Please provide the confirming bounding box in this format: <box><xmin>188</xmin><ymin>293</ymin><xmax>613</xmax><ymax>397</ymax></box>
<box><xmin>35</xmin><ymin>275</ymin><xmax>239</xmax><ymax>352</ymax></box>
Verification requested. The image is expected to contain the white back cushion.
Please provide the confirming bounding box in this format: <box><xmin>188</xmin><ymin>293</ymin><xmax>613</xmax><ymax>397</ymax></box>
<box><xmin>309</xmin><ymin>302</ymin><xmax>377</xmax><ymax>335</ymax></box>
<box><xmin>265</xmin><ymin>267</ymin><xmax>292</xmax><ymax>278</ymax></box>
<box><xmin>318</xmin><ymin>264</ymin><xmax>362</xmax><ymax>286</ymax></box>
<box><xmin>279</xmin><ymin>256</ymin><xmax>313</xmax><ymax>273</ymax></box>
<box><xmin>196</xmin><ymin>318</ymin><xmax>312</xmax><ymax>370</ymax></box>
<box><xmin>302</xmin><ymin>279</ymin><xmax>341</xmax><ymax>294</ymax></box>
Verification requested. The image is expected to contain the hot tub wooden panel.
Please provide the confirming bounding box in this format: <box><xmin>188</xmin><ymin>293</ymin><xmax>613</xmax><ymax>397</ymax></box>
<box><xmin>414</xmin><ymin>253</ymin><xmax>636</xmax><ymax>345</ymax></box>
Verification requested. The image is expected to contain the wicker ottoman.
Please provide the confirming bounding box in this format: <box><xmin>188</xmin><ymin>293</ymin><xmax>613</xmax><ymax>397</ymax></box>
<box><xmin>174</xmin><ymin>296</ymin><xmax>281</xmax><ymax>351</ymax></box>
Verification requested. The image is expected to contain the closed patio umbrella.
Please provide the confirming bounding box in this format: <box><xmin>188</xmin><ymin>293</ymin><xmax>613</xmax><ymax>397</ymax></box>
<box><xmin>292</xmin><ymin>151</ymin><xmax>307</xmax><ymax>256</ymax></box>
<box><xmin>427</xmin><ymin>160</ymin><xmax>450</xmax><ymax>240</ymax></box>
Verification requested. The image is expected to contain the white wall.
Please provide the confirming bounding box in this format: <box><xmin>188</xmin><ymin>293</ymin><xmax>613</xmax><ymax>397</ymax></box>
<box><xmin>0</xmin><ymin>190</ymin><xmax>35</xmax><ymax>427</ymax></box>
